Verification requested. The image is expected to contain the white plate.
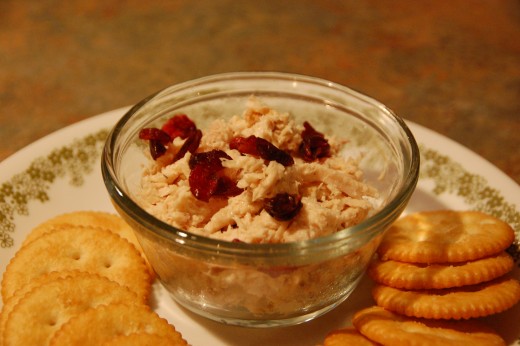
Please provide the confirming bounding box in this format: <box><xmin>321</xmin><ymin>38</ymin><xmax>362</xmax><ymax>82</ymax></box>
<box><xmin>1</xmin><ymin>107</ymin><xmax>519</xmax><ymax>345</ymax></box>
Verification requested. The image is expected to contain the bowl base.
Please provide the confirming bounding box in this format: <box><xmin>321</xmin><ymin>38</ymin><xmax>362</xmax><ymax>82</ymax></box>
<box><xmin>166</xmin><ymin>284</ymin><xmax>359</xmax><ymax>328</ymax></box>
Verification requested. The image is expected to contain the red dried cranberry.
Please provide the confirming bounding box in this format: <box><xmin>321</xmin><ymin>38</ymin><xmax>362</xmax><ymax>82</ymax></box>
<box><xmin>138</xmin><ymin>128</ymin><xmax>171</xmax><ymax>144</ymax></box>
<box><xmin>189</xmin><ymin>164</ymin><xmax>220</xmax><ymax>202</ymax></box>
<box><xmin>161</xmin><ymin>114</ymin><xmax>197</xmax><ymax>139</ymax></box>
<box><xmin>214</xmin><ymin>175</ymin><xmax>244</xmax><ymax>197</ymax></box>
<box><xmin>139</xmin><ymin>128</ymin><xmax>172</xmax><ymax>160</ymax></box>
<box><xmin>188</xmin><ymin>150</ymin><xmax>243</xmax><ymax>202</ymax></box>
<box><xmin>147</xmin><ymin>140</ymin><xmax>166</xmax><ymax>160</ymax></box>
<box><xmin>229</xmin><ymin>136</ymin><xmax>257</xmax><ymax>155</ymax></box>
<box><xmin>140</xmin><ymin>115</ymin><xmax>200</xmax><ymax>161</ymax></box>
<box><xmin>189</xmin><ymin>150</ymin><xmax>231</xmax><ymax>170</ymax></box>
<box><xmin>264</xmin><ymin>193</ymin><xmax>302</xmax><ymax>221</ymax></box>
<box><xmin>173</xmin><ymin>129</ymin><xmax>202</xmax><ymax>162</ymax></box>
<box><xmin>299</xmin><ymin>122</ymin><xmax>330</xmax><ymax>162</ymax></box>
<box><xmin>230</xmin><ymin>135</ymin><xmax>294</xmax><ymax>166</ymax></box>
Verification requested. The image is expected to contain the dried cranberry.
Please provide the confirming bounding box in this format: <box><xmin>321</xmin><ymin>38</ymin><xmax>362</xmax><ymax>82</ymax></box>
<box><xmin>138</xmin><ymin>128</ymin><xmax>171</xmax><ymax>144</ymax></box>
<box><xmin>256</xmin><ymin>139</ymin><xmax>294</xmax><ymax>166</ymax></box>
<box><xmin>189</xmin><ymin>164</ymin><xmax>220</xmax><ymax>202</ymax></box>
<box><xmin>147</xmin><ymin>140</ymin><xmax>166</xmax><ymax>160</ymax></box>
<box><xmin>140</xmin><ymin>115</ymin><xmax>200</xmax><ymax>161</ymax></box>
<box><xmin>173</xmin><ymin>129</ymin><xmax>202</xmax><ymax>162</ymax></box>
<box><xmin>161</xmin><ymin>114</ymin><xmax>197</xmax><ymax>139</ymax></box>
<box><xmin>139</xmin><ymin>128</ymin><xmax>172</xmax><ymax>160</ymax></box>
<box><xmin>188</xmin><ymin>150</ymin><xmax>243</xmax><ymax>202</ymax></box>
<box><xmin>298</xmin><ymin>122</ymin><xmax>330</xmax><ymax>162</ymax></box>
<box><xmin>229</xmin><ymin>136</ymin><xmax>259</xmax><ymax>156</ymax></box>
<box><xmin>214</xmin><ymin>175</ymin><xmax>244</xmax><ymax>197</ymax></box>
<box><xmin>264</xmin><ymin>193</ymin><xmax>302</xmax><ymax>221</ymax></box>
<box><xmin>189</xmin><ymin>150</ymin><xmax>231</xmax><ymax>170</ymax></box>
<box><xmin>230</xmin><ymin>136</ymin><xmax>294</xmax><ymax>166</ymax></box>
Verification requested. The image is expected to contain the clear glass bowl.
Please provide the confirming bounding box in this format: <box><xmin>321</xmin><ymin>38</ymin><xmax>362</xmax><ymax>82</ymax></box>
<box><xmin>101</xmin><ymin>72</ymin><xmax>420</xmax><ymax>327</ymax></box>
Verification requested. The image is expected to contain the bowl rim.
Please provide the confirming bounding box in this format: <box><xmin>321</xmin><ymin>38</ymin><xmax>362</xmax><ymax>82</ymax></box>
<box><xmin>102</xmin><ymin>71</ymin><xmax>420</xmax><ymax>255</ymax></box>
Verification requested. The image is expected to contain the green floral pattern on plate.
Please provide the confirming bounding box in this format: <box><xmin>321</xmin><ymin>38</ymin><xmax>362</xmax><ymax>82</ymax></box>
<box><xmin>0</xmin><ymin>132</ymin><xmax>519</xmax><ymax>265</ymax></box>
<box><xmin>419</xmin><ymin>146</ymin><xmax>520</xmax><ymax>264</ymax></box>
<box><xmin>0</xmin><ymin>129</ymin><xmax>108</xmax><ymax>248</ymax></box>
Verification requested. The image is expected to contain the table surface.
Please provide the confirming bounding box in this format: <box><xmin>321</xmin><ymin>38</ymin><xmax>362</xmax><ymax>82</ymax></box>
<box><xmin>1</xmin><ymin>0</ymin><xmax>519</xmax><ymax>185</ymax></box>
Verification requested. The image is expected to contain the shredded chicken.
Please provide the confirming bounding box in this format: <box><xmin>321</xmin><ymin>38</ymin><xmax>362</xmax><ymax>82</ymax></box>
<box><xmin>139</xmin><ymin>98</ymin><xmax>378</xmax><ymax>243</ymax></box>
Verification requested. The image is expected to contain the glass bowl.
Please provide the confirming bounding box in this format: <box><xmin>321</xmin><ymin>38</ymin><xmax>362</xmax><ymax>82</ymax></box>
<box><xmin>101</xmin><ymin>72</ymin><xmax>420</xmax><ymax>327</ymax></box>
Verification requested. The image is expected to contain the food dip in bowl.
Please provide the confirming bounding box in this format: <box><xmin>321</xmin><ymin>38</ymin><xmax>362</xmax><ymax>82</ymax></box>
<box><xmin>101</xmin><ymin>72</ymin><xmax>420</xmax><ymax>327</ymax></box>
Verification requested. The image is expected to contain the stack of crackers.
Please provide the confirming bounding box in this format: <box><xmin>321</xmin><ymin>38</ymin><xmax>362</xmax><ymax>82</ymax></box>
<box><xmin>0</xmin><ymin>211</ymin><xmax>189</xmax><ymax>346</ymax></box>
<box><xmin>323</xmin><ymin>210</ymin><xmax>520</xmax><ymax>346</ymax></box>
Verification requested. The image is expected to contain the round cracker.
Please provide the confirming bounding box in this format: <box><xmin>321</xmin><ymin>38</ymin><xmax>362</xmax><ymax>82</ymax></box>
<box><xmin>3</xmin><ymin>274</ymin><xmax>143</xmax><ymax>346</ymax></box>
<box><xmin>372</xmin><ymin>277</ymin><xmax>520</xmax><ymax>320</ymax></box>
<box><xmin>0</xmin><ymin>270</ymin><xmax>83</xmax><ymax>345</ymax></box>
<box><xmin>377</xmin><ymin>210</ymin><xmax>515</xmax><ymax>264</ymax></box>
<box><xmin>49</xmin><ymin>303</ymin><xmax>187</xmax><ymax>346</ymax></box>
<box><xmin>352</xmin><ymin>306</ymin><xmax>506</xmax><ymax>346</ymax></box>
<box><xmin>1</xmin><ymin>227</ymin><xmax>151</xmax><ymax>302</ymax></box>
<box><xmin>23</xmin><ymin>211</ymin><xmax>133</xmax><ymax>246</ymax></box>
<box><xmin>368</xmin><ymin>252</ymin><xmax>514</xmax><ymax>290</ymax></box>
<box><xmin>22</xmin><ymin>211</ymin><xmax>154</xmax><ymax>276</ymax></box>
<box><xmin>323</xmin><ymin>327</ymin><xmax>379</xmax><ymax>346</ymax></box>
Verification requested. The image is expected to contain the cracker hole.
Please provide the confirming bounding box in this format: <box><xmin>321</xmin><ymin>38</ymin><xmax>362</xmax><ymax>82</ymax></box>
<box><xmin>71</xmin><ymin>252</ymin><xmax>81</xmax><ymax>261</ymax></box>
<box><xmin>47</xmin><ymin>317</ymin><xmax>58</xmax><ymax>327</ymax></box>
<box><xmin>103</xmin><ymin>259</ymin><xmax>113</xmax><ymax>269</ymax></box>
